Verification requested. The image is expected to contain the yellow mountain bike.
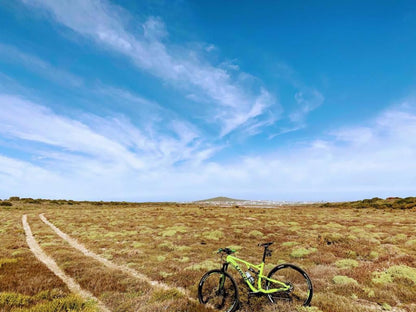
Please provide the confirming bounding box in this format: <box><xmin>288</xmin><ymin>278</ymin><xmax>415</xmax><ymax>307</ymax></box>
<box><xmin>198</xmin><ymin>242</ymin><xmax>313</xmax><ymax>312</ymax></box>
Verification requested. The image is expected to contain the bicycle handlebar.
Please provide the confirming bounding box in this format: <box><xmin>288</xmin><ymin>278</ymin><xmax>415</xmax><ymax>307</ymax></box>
<box><xmin>217</xmin><ymin>247</ymin><xmax>236</xmax><ymax>255</ymax></box>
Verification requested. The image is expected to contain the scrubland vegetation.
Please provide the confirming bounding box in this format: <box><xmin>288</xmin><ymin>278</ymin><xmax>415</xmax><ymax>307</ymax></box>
<box><xmin>1</xmin><ymin>197</ymin><xmax>415</xmax><ymax>311</ymax></box>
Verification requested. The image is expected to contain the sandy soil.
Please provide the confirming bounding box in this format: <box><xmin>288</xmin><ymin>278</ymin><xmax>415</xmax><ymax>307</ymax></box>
<box><xmin>22</xmin><ymin>214</ymin><xmax>111</xmax><ymax>312</ymax></box>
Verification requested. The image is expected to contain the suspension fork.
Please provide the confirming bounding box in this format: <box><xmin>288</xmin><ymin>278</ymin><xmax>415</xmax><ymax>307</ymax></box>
<box><xmin>218</xmin><ymin>262</ymin><xmax>229</xmax><ymax>290</ymax></box>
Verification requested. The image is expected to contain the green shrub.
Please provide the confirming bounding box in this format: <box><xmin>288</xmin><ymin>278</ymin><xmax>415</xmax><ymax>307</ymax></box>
<box><xmin>159</xmin><ymin>229</ymin><xmax>177</xmax><ymax>237</ymax></box>
<box><xmin>346</xmin><ymin>250</ymin><xmax>357</xmax><ymax>259</ymax></box>
<box><xmin>202</xmin><ymin>230</ymin><xmax>224</xmax><ymax>240</ymax></box>
<box><xmin>290</xmin><ymin>247</ymin><xmax>317</xmax><ymax>258</ymax></box>
<box><xmin>333</xmin><ymin>275</ymin><xmax>358</xmax><ymax>285</ymax></box>
<box><xmin>0</xmin><ymin>292</ymin><xmax>94</xmax><ymax>312</ymax></box>
<box><xmin>20</xmin><ymin>295</ymin><xmax>97</xmax><ymax>312</ymax></box>
<box><xmin>150</xmin><ymin>288</ymin><xmax>184</xmax><ymax>303</ymax></box>
<box><xmin>282</xmin><ymin>241</ymin><xmax>298</xmax><ymax>247</ymax></box>
<box><xmin>335</xmin><ymin>259</ymin><xmax>359</xmax><ymax>269</ymax></box>
<box><xmin>405</xmin><ymin>239</ymin><xmax>416</xmax><ymax>247</ymax></box>
<box><xmin>248</xmin><ymin>230</ymin><xmax>263</xmax><ymax>238</ymax></box>
<box><xmin>185</xmin><ymin>259</ymin><xmax>217</xmax><ymax>271</ymax></box>
<box><xmin>0</xmin><ymin>258</ymin><xmax>18</xmax><ymax>268</ymax></box>
<box><xmin>156</xmin><ymin>255</ymin><xmax>166</xmax><ymax>262</ymax></box>
<box><xmin>372</xmin><ymin>265</ymin><xmax>416</xmax><ymax>285</ymax></box>
<box><xmin>0</xmin><ymin>292</ymin><xmax>31</xmax><ymax>307</ymax></box>
<box><xmin>319</xmin><ymin>232</ymin><xmax>345</xmax><ymax>245</ymax></box>
<box><xmin>381</xmin><ymin>302</ymin><xmax>392</xmax><ymax>311</ymax></box>
<box><xmin>297</xmin><ymin>307</ymin><xmax>323</xmax><ymax>312</ymax></box>
<box><xmin>369</xmin><ymin>251</ymin><xmax>379</xmax><ymax>259</ymax></box>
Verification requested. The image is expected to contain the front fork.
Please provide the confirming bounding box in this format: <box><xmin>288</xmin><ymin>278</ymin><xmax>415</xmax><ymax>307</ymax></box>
<box><xmin>217</xmin><ymin>263</ymin><xmax>229</xmax><ymax>292</ymax></box>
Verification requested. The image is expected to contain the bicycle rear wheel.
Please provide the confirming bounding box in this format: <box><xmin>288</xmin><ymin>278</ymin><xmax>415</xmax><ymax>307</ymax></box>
<box><xmin>198</xmin><ymin>269</ymin><xmax>239</xmax><ymax>312</ymax></box>
<box><xmin>266</xmin><ymin>263</ymin><xmax>313</xmax><ymax>307</ymax></box>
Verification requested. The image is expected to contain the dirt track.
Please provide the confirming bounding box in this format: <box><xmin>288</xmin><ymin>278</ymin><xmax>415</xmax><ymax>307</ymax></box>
<box><xmin>39</xmin><ymin>213</ymin><xmax>191</xmax><ymax>296</ymax></box>
<box><xmin>22</xmin><ymin>214</ymin><xmax>111</xmax><ymax>312</ymax></box>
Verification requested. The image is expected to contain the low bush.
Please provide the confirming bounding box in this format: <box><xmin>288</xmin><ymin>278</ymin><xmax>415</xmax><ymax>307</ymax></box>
<box><xmin>290</xmin><ymin>247</ymin><xmax>317</xmax><ymax>258</ymax></box>
<box><xmin>335</xmin><ymin>259</ymin><xmax>359</xmax><ymax>269</ymax></box>
<box><xmin>332</xmin><ymin>275</ymin><xmax>358</xmax><ymax>285</ymax></box>
<box><xmin>372</xmin><ymin>265</ymin><xmax>416</xmax><ymax>285</ymax></box>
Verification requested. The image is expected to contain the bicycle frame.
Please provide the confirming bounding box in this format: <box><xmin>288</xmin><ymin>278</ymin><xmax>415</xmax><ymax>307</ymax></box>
<box><xmin>223</xmin><ymin>254</ymin><xmax>290</xmax><ymax>294</ymax></box>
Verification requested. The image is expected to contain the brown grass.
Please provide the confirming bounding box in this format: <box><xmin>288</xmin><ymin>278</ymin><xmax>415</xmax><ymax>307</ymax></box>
<box><xmin>0</xmin><ymin>210</ymin><xmax>74</xmax><ymax>311</ymax></box>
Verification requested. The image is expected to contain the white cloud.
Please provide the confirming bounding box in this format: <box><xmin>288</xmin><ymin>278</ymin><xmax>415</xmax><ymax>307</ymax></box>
<box><xmin>143</xmin><ymin>16</ymin><xmax>168</xmax><ymax>40</ymax></box>
<box><xmin>267</xmin><ymin>62</ymin><xmax>325</xmax><ymax>137</ymax></box>
<box><xmin>1</xmin><ymin>3</ymin><xmax>413</xmax><ymax>201</ymax></box>
<box><xmin>1</xmin><ymin>95</ymin><xmax>416</xmax><ymax>201</ymax></box>
<box><xmin>0</xmin><ymin>94</ymin><xmax>145</xmax><ymax>169</ymax></box>
<box><xmin>205</xmin><ymin>44</ymin><xmax>216</xmax><ymax>53</ymax></box>
<box><xmin>0</xmin><ymin>42</ymin><xmax>214</xmax><ymax>168</ymax></box>
<box><xmin>0</xmin><ymin>93</ymin><xmax>214</xmax><ymax>173</ymax></box>
<box><xmin>0</xmin><ymin>155</ymin><xmax>64</xmax><ymax>198</ymax></box>
<box><xmin>20</xmin><ymin>0</ymin><xmax>278</xmax><ymax>136</ymax></box>
<box><xmin>219</xmin><ymin>88</ymin><xmax>278</xmax><ymax>137</ymax></box>
<box><xmin>290</xmin><ymin>88</ymin><xmax>324</xmax><ymax>123</ymax></box>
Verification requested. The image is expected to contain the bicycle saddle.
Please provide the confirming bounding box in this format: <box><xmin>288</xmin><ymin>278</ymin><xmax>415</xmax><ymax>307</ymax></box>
<box><xmin>258</xmin><ymin>242</ymin><xmax>274</xmax><ymax>248</ymax></box>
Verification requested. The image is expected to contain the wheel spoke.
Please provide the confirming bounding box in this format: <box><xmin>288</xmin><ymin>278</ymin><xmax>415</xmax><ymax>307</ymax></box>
<box><xmin>198</xmin><ymin>270</ymin><xmax>239</xmax><ymax>312</ymax></box>
<box><xmin>266</xmin><ymin>264</ymin><xmax>313</xmax><ymax>307</ymax></box>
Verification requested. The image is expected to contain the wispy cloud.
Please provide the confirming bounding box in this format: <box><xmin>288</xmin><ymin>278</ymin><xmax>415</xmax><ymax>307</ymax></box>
<box><xmin>0</xmin><ymin>94</ymin><xmax>145</xmax><ymax>169</ymax></box>
<box><xmin>1</xmin><ymin>92</ymin><xmax>415</xmax><ymax>201</ymax></box>
<box><xmin>0</xmin><ymin>155</ymin><xmax>62</xmax><ymax>195</ymax></box>
<box><xmin>192</xmin><ymin>101</ymin><xmax>416</xmax><ymax>201</ymax></box>
<box><xmin>219</xmin><ymin>88</ymin><xmax>278</xmax><ymax>137</ymax></box>
<box><xmin>267</xmin><ymin>62</ymin><xmax>325</xmax><ymax>137</ymax></box>
<box><xmin>0</xmin><ymin>43</ymin><xmax>212</xmax><ymax>167</ymax></box>
<box><xmin>0</xmin><ymin>93</ymin><xmax>213</xmax><ymax>173</ymax></box>
<box><xmin>20</xmin><ymin>0</ymin><xmax>278</xmax><ymax>136</ymax></box>
<box><xmin>2</xmin><ymin>1</ymin><xmax>413</xmax><ymax>202</ymax></box>
<box><xmin>290</xmin><ymin>88</ymin><xmax>324</xmax><ymax>124</ymax></box>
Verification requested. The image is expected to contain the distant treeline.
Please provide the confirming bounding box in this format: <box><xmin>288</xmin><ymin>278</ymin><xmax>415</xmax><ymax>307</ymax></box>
<box><xmin>0</xmin><ymin>197</ymin><xmax>179</xmax><ymax>207</ymax></box>
<box><xmin>321</xmin><ymin>197</ymin><xmax>416</xmax><ymax>210</ymax></box>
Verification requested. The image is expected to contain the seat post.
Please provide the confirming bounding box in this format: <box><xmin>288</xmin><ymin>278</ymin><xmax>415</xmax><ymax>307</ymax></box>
<box><xmin>259</xmin><ymin>242</ymin><xmax>273</xmax><ymax>262</ymax></box>
<box><xmin>262</xmin><ymin>246</ymin><xmax>268</xmax><ymax>263</ymax></box>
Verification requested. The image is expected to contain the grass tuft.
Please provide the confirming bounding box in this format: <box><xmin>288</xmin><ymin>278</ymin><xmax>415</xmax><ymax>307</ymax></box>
<box><xmin>290</xmin><ymin>247</ymin><xmax>317</xmax><ymax>258</ymax></box>
<box><xmin>0</xmin><ymin>258</ymin><xmax>18</xmax><ymax>268</ymax></box>
<box><xmin>335</xmin><ymin>259</ymin><xmax>359</xmax><ymax>269</ymax></box>
<box><xmin>202</xmin><ymin>230</ymin><xmax>224</xmax><ymax>240</ymax></box>
<box><xmin>248</xmin><ymin>230</ymin><xmax>263</xmax><ymax>238</ymax></box>
<box><xmin>149</xmin><ymin>288</ymin><xmax>184</xmax><ymax>303</ymax></box>
<box><xmin>372</xmin><ymin>265</ymin><xmax>416</xmax><ymax>285</ymax></box>
<box><xmin>332</xmin><ymin>275</ymin><xmax>359</xmax><ymax>285</ymax></box>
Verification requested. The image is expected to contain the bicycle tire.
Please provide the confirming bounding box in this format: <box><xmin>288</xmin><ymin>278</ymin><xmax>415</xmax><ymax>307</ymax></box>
<box><xmin>198</xmin><ymin>269</ymin><xmax>239</xmax><ymax>312</ymax></box>
<box><xmin>266</xmin><ymin>263</ymin><xmax>313</xmax><ymax>307</ymax></box>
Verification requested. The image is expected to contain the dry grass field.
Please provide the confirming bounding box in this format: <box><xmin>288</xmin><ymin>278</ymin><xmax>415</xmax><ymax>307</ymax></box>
<box><xmin>1</xmin><ymin>198</ymin><xmax>416</xmax><ymax>312</ymax></box>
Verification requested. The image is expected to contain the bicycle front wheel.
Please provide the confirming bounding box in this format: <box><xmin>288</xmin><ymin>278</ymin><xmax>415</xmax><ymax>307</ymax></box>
<box><xmin>266</xmin><ymin>263</ymin><xmax>313</xmax><ymax>307</ymax></box>
<box><xmin>198</xmin><ymin>269</ymin><xmax>239</xmax><ymax>312</ymax></box>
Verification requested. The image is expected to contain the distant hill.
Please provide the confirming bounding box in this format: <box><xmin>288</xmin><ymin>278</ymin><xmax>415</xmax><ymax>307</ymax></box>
<box><xmin>195</xmin><ymin>196</ymin><xmax>245</xmax><ymax>202</ymax></box>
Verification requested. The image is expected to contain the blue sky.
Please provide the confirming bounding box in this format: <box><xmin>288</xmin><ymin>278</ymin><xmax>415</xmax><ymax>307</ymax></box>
<box><xmin>1</xmin><ymin>0</ymin><xmax>416</xmax><ymax>201</ymax></box>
